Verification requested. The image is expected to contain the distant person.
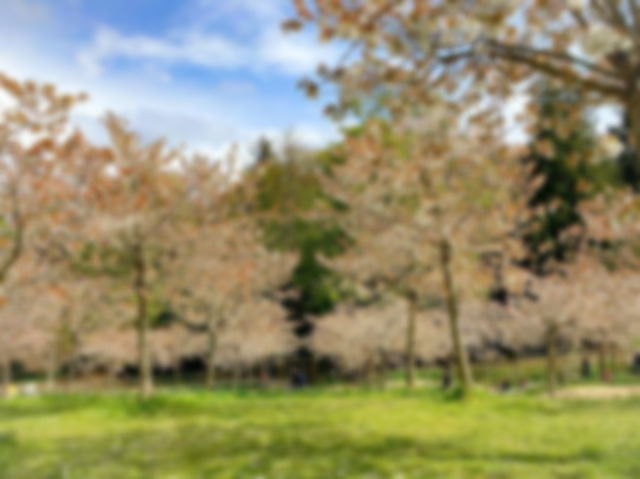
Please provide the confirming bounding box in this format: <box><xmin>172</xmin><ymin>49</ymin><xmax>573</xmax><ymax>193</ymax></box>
<box><xmin>291</xmin><ymin>369</ymin><xmax>307</xmax><ymax>389</ymax></box>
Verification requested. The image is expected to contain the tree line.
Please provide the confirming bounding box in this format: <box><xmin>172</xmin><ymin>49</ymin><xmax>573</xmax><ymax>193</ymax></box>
<box><xmin>3</xmin><ymin>0</ymin><xmax>640</xmax><ymax>398</ymax></box>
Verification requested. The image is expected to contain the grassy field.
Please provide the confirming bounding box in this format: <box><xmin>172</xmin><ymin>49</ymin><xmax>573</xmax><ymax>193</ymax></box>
<box><xmin>1</xmin><ymin>388</ymin><xmax>639</xmax><ymax>479</ymax></box>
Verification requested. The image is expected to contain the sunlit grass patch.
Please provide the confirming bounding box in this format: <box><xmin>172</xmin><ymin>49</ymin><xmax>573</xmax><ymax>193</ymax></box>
<box><xmin>0</xmin><ymin>389</ymin><xmax>639</xmax><ymax>478</ymax></box>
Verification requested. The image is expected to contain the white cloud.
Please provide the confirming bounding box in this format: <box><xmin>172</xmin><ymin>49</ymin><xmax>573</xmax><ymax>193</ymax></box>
<box><xmin>0</xmin><ymin>0</ymin><xmax>339</xmax><ymax>163</ymax></box>
<box><xmin>77</xmin><ymin>26</ymin><xmax>338</xmax><ymax>77</ymax></box>
<box><xmin>2</xmin><ymin>41</ymin><xmax>337</xmax><ymax>157</ymax></box>
<box><xmin>258</xmin><ymin>28</ymin><xmax>337</xmax><ymax>76</ymax></box>
<box><xmin>76</xmin><ymin>3</ymin><xmax>338</xmax><ymax>78</ymax></box>
<box><xmin>77</xmin><ymin>27</ymin><xmax>249</xmax><ymax>77</ymax></box>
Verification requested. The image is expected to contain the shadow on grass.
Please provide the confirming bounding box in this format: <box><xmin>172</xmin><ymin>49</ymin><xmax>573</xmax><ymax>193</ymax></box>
<box><xmin>0</xmin><ymin>418</ymin><xmax>607</xmax><ymax>479</ymax></box>
<box><xmin>0</xmin><ymin>387</ymin><xmax>453</xmax><ymax>421</ymax></box>
<box><xmin>0</xmin><ymin>394</ymin><xmax>105</xmax><ymax>420</ymax></box>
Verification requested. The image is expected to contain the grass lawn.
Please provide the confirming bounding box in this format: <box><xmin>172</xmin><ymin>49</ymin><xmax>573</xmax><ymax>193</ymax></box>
<box><xmin>0</xmin><ymin>387</ymin><xmax>639</xmax><ymax>478</ymax></box>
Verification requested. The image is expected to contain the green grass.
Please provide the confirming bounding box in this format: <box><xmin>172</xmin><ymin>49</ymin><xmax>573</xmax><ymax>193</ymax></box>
<box><xmin>1</xmin><ymin>388</ymin><xmax>640</xmax><ymax>478</ymax></box>
<box><xmin>390</xmin><ymin>355</ymin><xmax>640</xmax><ymax>390</ymax></box>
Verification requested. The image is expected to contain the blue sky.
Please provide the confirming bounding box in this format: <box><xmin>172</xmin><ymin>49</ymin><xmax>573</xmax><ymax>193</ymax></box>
<box><xmin>0</xmin><ymin>0</ymin><xmax>340</xmax><ymax>159</ymax></box>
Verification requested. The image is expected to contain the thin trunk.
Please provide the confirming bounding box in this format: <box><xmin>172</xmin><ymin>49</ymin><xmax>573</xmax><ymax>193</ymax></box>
<box><xmin>0</xmin><ymin>194</ymin><xmax>24</xmax><ymax>284</ymax></box>
<box><xmin>68</xmin><ymin>335</ymin><xmax>81</xmax><ymax>384</ymax></box>
<box><xmin>512</xmin><ymin>355</ymin><xmax>521</xmax><ymax>386</ymax></box>
<box><xmin>608</xmin><ymin>342</ymin><xmax>617</xmax><ymax>379</ymax></box>
<box><xmin>580</xmin><ymin>352</ymin><xmax>592</xmax><ymax>379</ymax></box>
<box><xmin>377</xmin><ymin>352</ymin><xmax>387</xmax><ymax>390</ymax></box>
<box><xmin>546</xmin><ymin>323</ymin><xmax>559</xmax><ymax>396</ymax></box>
<box><xmin>205</xmin><ymin>320</ymin><xmax>217</xmax><ymax>389</ymax></box>
<box><xmin>627</xmin><ymin>94</ymin><xmax>640</xmax><ymax>188</ymax></box>
<box><xmin>174</xmin><ymin>360</ymin><xmax>183</xmax><ymax>384</ymax></box>
<box><xmin>441</xmin><ymin>359</ymin><xmax>453</xmax><ymax>390</ymax></box>
<box><xmin>309</xmin><ymin>352</ymin><xmax>317</xmax><ymax>385</ymax></box>
<box><xmin>439</xmin><ymin>238</ymin><xmax>473</xmax><ymax>395</ymax></box>
<box><xmin>277</xmin><ymin>357</ymin><xmax>285</xmax><ymax>386</ymax></box>
<box><xmin>133</xmin><ymin>243</ymin><xmax>153</xmax><ymax>398</ymax></box>
<box><xmin>364</xmin><ymin>355</ymin><xmax>374</xmax><ymax>388</ymax></box>
<box><xmin>107</xmin><ymin>364</ymin><xmax>118</xmax><ymax>389</ymax></box>
<box><xmin>1</xmin><ymin>359</ymin><xmax>11</xmax><ymax>396</ymax></box>
<box><xmin>46</xmin><ymin>347</ymin><xmax>58</xmax><ymax>393</ymax></box>
<box><xmin>404</xmin><ymin>292</ymin><xmax>418</xmax><ymax>390</ymax></box>
<box><xmin>233</xmin><ymin>365</ymin><xmax>242</xmax><ymax>390</ymax></box>
<box><xmin>598</xmin><ymin>342</ymin><xmax>611</xmax><ymax>383</ymax></box>
<box><xmin>259</xmin><ymin>363</ymin><xmax>269</xmax><ymax>388</ymax></box>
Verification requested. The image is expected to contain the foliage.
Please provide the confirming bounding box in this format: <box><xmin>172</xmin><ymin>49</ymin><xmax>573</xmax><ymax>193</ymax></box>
<box><xmin>520</xmin><ymin>87</ymin><xmax>616</xmax><ymax>273</ymax></box>
<box><xmin>252</xmin><ymin>144</ymin><xmax>351</xmax><ymax>337</ymax></box>
<box><xmin>288</xmin><ymin>0</ymin><xmax>640</xmax><ymax>163</ymax></box>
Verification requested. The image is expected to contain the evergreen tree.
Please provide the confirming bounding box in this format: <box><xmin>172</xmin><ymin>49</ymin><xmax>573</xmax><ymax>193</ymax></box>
<box><xmin>250</xmin><ymin>143</ymin><xmax>350</xmax><ymax>382</ymax></box>
<box><xmin>609</xmin><ymin>115</ymin><xmax>640</xmax><ymax>192</ymax></box>
<box><xmin>519</xmin><ymin>87</ymin><xmax>611</xmax><ymax>275</ymax></box>
<box><xmin>254</xmin><ymin>136</ymin><xmax>275</xmax><ymax>166</ymax></box>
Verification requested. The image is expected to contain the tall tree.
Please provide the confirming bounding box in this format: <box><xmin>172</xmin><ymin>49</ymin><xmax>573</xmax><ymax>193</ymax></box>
<box><xmin>321</xmin><ymin>104</ymin><xmax>523</xmax><ymax>396</ymax></box>
<box><xmin>0</xmin><ymin>73</ymin><xmax>85</xmax><ymax>286</ymax></box>
<box><xmin>169</xmin><ymin>217</ymin><xmax>291</xmax><ymax>388</ymax></box>
<box><xmin>328</xmin><ymin>217</ymin><xmax>436</xmax><ymax>390</ymax></box>
<box><xmin>71</xmin><ymin>114</ymin><xmax>184</xmax><ymax>398</ymax></box>
<box><xmin>519</xmin><ymin>86</ymin><xmax>609</xmax><ymax>274</ymax></box>
<box><xmin>251</xmin><ymin>141</ymin><xmax>350</xmax><ymax>382</ymax></box>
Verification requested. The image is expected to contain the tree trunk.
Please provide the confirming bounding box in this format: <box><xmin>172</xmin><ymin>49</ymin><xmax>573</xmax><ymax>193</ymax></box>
<box><xmin>309</xmin><ymin>352</ymin><xmax>318</xmax><ymax>385</ymax></box>
<box><xmin>67</xmin><ymin>328</ymin><xmax>81</xmax><ymax>385</ymax></box>
<box><xmin>439</xmin><ymin>238</ymin><xmax>473</xmax><ymax>395</ymax></box>
<box><xmin>441</xmin><ymin>359</ymin><xmax>453</xmax><ymax>390</ymax></box>
<box><xmin>205</xmin><ymin>321</ymin><xmax>217</xmax><ymax>389</ymax></box>
<box><xmin>174</xmin><ymin>359</ymin><xmax>183</xmax><ymax>384</ymax></box>
<box><xmin>259</xmin><ymin>363</ymin><xmax>269</xmax><ymax>388</ymax></box>
<box><xmin>133</xmin><ymin>243</ymin><xmax>153</xmax><ymax>398</ymax></box>
<box><xmin>277</xmin><ymin>357</ymin><xmax>286</xmax><ymax>386</ymax></box>
<box><xmin>233</xmin><ymin>365</ymin><xmax>242</xmax><ymax>390</ymax></box>
<box><xmin>1</xmin><ymin>359</ymin><xmax>11</xmax><ymax>397</ymax></box>
<box><xmin>598</xmin><ymin>342</ymin><xmax>611</xmax><ymax>383</ymax></box>
<box><xmin>46</xmin><ymin>347</ymin><xmax>59</xmax><ymax>393</ymax></box>
<box><xmin>404</xmin><ymin>292</ymin><xmax>418</xmax><ymax>390</ymax></box>
<box><xmin>512</xmin><ymin>355</ymin><xmax>521</xmax><ymax>387</ymax></box>
<box><xmin>0</xmin><ymin>204</ymin><xmax>24</xmax><ymax>284</ymax></box>
<box><xmin>626</xmin><ymin>94</ymin><xmax>640</xmax><ymax>188</ymax></box>
<box><xmin>376</xmin><ymin>351</ymin><xmax>387</xmax><ymax>390</ymax></box>
<box><xmin>546</xmin><ymin>322</ymin><xmax>559</xmax><ymax>396</ymax></box>
<box><xmin>608</xmin><ymin>342</ymin><xmax>617</xmax><ymax>379</ymax></box>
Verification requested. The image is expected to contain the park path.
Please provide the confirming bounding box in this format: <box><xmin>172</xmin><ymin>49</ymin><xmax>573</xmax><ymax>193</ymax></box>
<box><xmin>558</xmin><ymin>385</ymin><xmax>640</xmax><ymax>399</ymax></box>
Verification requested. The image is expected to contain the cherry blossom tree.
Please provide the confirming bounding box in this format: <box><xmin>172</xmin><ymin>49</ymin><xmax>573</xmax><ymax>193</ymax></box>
<box><xmin>70</xmin><ymin>114</ymin><xmax>185</xmax><ymax>397</ymax></box>
<box><xmin>288</xmin><ymin>1</ymin><xmax>640</xmax><ymax>171</ymax></box>
<box><xmin>169</xmin><ymin>216</ymin><xmax>292</xmax><ymax>387</ymax></box>
<box><xmin>0</xmin><ymin>73</ymin><xmax>86</xmax><ymax>286</ymax></box>
<box><xmin>320</xmin><ymin>104</ymin><xmax>524</xmax><ymax>395</ymax></box>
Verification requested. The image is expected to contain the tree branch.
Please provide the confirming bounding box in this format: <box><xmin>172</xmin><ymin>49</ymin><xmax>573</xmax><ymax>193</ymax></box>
<box><xmin>484</xmin><ymin>40</ymin><xmax>620</xmax><ymax>80</ymax></box>
<box><xmin>0</xmin><ymin>188</ymin><xmax>24</xmax><ymax>283</ymax></box>
<box><xmin>593</xmin><ymin>0</ymin><xmax>631</xmax><ymax>33</ymax></box>
<box><xmin>441</xmin><ymin>43</ymin><xmax>625</xmax><ymax>97</ymax></box>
